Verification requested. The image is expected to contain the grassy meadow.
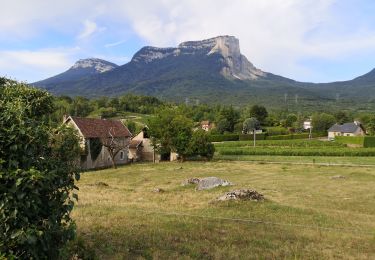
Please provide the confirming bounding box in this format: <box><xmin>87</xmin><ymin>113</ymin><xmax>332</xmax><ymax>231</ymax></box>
<box><xmin>72</xmin><ymin>161</ymin><xmax>375</xmax><ymax>259</ymax></box>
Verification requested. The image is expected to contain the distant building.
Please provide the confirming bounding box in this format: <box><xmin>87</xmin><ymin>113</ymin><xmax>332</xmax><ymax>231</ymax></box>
<box><xmin>64</xmin><ymin>116</ymin><xmax>131</xmax><ymax>170</ymax></box>
<box><xmin>328</xmin><ymin>121</ymin><xmax>365</xmax><ymax>140</ymax></box>
<box><xmin>129</xmin><ymin>129</ymin><xmax>154</xmax><ymax>162</ymax></box>
<box><xmin>200</xmin><ymin>121</ymin><xmax>213</xmax><ymax>131</ymax></box>
<box><xmin>303</xmin><ymin>120</ymin><xmax>312</xmax><ymax>130</ymax></box>
<box><xmin>129</xmin><ymin>129</ymin><xmax>178</xmax><ymax>162</ymax></box>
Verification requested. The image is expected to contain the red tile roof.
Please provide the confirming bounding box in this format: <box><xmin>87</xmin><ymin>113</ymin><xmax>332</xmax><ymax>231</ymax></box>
<box><xmin>69</xmin><ymin>116</ymin><xmax>131</xmax><ymax>138</ymax></box>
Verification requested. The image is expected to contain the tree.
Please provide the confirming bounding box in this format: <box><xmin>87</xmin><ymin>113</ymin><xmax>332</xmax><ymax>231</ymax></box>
<box><xmin>0</xmin><ymin>78</ymin><xmax>81</xmax><ymax>259</ymax></box>
<box><xmin>100</xmin><ymin>127</ymin><xmax>129</xmax><ymax>169</ymax></box>
<box><xmin>218</xmin><ymin>106</ymin><xmax>240</xmax><ymax>132</ymax></box>
<box><xmin>285</xmin><ymin>114</ymin><xmax>297</xmax><ymax>127</ymax></box>
<box><xmin>311</xmin><ymin>113</ymin><xmax>336</xmax><ymax>132</ymax></box>
<box><xmin>366</xmin><ymin>115</ymin><xmax>375</xmax><ymax>136</ymax></box>
<box><xmin>334</xmin><ymin>111</ymin><xmax>351</xmax><ymax>124</ymax></box>
<box><xmin>243</xmin><ymin>117</ymin><xmax>260</xmax><ymax>147</ymax></box>
<box><xmin>148</xmin><ymin>108</ymin><xmax>193</xmax><ymax>161</ymax></box>
<box><xmin>125</xmin><ymin>120</ymin><xmax>137</xmax><ymax>135</ymax></box>
<box><xmin>188</xmin><ymin>130</ymin><xmax>215</xmax><ymax>160</ymax></box>
<box><xmin>249</xmin><ymin>105</ymin><xmax>268</xmax><ymax>125</ymax></box>
<box><xmin>216</xmin><ymin>118</ymin><xmax>231</xmax><ymax>134</ymax></box>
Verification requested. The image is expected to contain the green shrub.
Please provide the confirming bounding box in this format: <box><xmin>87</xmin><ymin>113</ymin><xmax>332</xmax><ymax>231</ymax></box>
<box><xmin>265</xmin><ymin>127</ymin><xmax>288</xmax><ymax>136</ymax></box>
<box><xmin>188</xmin><ymin>130</ymin><xmax>215</xmax><ymax>160</ymax></box>
<box><xmin>0</xmin><ymin>79</ymin><xmax>81</xmax><ymax>259</ymax></box>
<box><xmin>335</xmin><ymin>136</ymin><xmax>364</xmax><ymax>146</ymax></box>
<box><xmin>363</xmin><ymin>136</ymin><xmax>375</xmax><ymax>148</ymax></box>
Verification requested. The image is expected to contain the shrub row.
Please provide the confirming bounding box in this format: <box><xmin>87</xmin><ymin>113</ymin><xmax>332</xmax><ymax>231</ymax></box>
<box><xmin>217</xmin><ymin>147</ymin><xmax>375</xmax><ymax>157</ymax></box>
<box><xmin>210</xmin><ymin>132</ymin><xmax>326</xmax><ymax>142</ymax></box>
<box><xmin>214</xmin><ymin>139</ymin><xmax>346</xmax><ymax>148</ymax></box>
<box><xmin>364</xmin><ymin>137</ymin><xmax>375</xmax><ymax>148</ymax></box>
<box><xmin>239</xmin><ymin>133</ymin><xmax>266</xmax><ymax>141</ymax></box>
<box><xmin>335</xmin><ymin>136</ymin><xmax>375</xmax><ymax>148</ymax></box>
<box><xmin>209</xmin><ymin>134</ymin><xmax>239</xmax><ymax>142</ymax></box>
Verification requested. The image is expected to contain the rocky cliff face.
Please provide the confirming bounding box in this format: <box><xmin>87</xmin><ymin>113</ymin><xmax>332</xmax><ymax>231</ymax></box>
<box><xmin>71</xmin><ymin>58</ymin><xmax>118</xmax><ymax>74</ymax></box>
<box><xmin>132</xmin><ymin>36</ymin><xmax>266</xmax><ymax>80</ymax></box>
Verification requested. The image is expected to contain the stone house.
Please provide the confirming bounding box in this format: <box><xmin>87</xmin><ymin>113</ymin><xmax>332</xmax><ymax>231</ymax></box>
<box><xmin>64</xmin><ymin>116</ymin><xmax>132</xmax><ymax>170</ymax></box>
<box><xmin>328</xmin><ymin>121</ymin><xmax>365</xmax><ymax>140</ymax></box>
<box><xmin>128</xmin><ymin>129</ymin><xmax>178</xmax><ymax>162</ymax></box>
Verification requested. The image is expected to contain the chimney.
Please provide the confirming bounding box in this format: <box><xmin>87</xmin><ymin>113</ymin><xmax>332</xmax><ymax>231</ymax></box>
<box><xmin>63</xmin><ymin>114</ymin><xmax>68</xmax><ymax>122</ymax></box>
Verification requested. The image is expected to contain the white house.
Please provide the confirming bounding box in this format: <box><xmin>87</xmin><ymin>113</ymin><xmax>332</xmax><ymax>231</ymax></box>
<box><xmin>328</xmin><ymin>121</ymin><xmax>365</xmax><ymax>140</ymax></box>
<box><xmin>303</xmin><ymin>120</ymin><xmax>312</xmax><ymax>130</ymax></box>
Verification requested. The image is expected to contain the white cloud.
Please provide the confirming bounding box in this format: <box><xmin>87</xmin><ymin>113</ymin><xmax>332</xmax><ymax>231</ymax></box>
<box><xmin>0</xmin><ymin>48</ymin><xmax>80</xmax><ymax>82</ymax></box>
<box><xmin>104</xmin><ymin>40</ymin><xmax>127</xmax><ymax>48</ymax></box>
<box><xmin>1</xmin><ymin>0</ymin><xmax>375</xmax><ymax>82</ymax></box>
<box><xmin>78</xmin><ymin>20</ymin><xmax>105</xmax><ymax>39</ymax></box>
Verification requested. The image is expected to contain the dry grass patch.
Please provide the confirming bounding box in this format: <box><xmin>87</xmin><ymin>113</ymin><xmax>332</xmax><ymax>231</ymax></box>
<box><xmin>72</xmin><ymin>161</ymin><xmax>375</xmax><ymax>259</ymax></box>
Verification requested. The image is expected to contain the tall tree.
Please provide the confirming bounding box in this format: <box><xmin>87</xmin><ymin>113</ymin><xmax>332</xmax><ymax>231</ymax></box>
<box><xmin>100</xmin><ymin>127</ymin><xmax>129</xmax><ymax>169</ymax></box>
<box><xmin>249</xmin><ymin>105</ymin><xmax>268</xmax><ymax>125</ymax></box>
<box><xmin>311</xmin><ymin>113</ymin><xmax>336</xmax><ymax>132</ymax></box>
<box><xmin>219</xmin><ymin>106</ymin><xmax>240</xmax><ymax>132</ymax></box>
<box><xmin>148</xmin><ymin>108</ymin><xmax>193</xmax><ymax>161</ymax></box>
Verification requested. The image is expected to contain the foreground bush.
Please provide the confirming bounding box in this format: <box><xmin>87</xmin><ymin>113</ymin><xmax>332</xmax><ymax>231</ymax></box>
<box><xmin>0</xmin><ymin>78</ymin><xmax>81</xmax><ymax>259</ymax></box>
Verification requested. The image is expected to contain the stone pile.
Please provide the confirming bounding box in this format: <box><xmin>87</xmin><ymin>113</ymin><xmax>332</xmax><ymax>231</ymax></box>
<box><xmin>217</xmin><ymin>189</ymin><xmax>264</xmax><ymax>201</ymax></box>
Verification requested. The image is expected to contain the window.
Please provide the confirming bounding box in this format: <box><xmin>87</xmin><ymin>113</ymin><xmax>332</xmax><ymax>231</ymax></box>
<box><xmin>120</xmin><ymin>151</ymin><xmax>125</xmax><ymax>160</ymax></box>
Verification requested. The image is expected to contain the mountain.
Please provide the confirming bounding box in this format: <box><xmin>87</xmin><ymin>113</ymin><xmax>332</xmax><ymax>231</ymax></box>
<box><xmin>33</xmin><ymin>36</ymin><xmax>375</xmax><ymax>106</ymax></box>
<box><xmin>35</xmin><ymin>58</ymin><xmax>118</xmax><ymax>89</ymax></box>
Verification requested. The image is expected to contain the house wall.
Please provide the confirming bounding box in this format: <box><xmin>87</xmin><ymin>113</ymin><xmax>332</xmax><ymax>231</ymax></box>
<box><xmin>328</xmin><ymin>131</ymin><xmax>341</xmax><ymax>139</ymax></box>
<box><xmin>133</xmin><ymin>131</ymin><xmax>155</xmax><ymax>162</ymax></box>
<box><xmin>81</xmin><ymin>137</ymin><xmax>130</xmax><ymax>170</ymax></box>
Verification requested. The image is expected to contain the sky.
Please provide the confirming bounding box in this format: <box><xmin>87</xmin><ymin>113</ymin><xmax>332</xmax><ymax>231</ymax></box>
<box><xmin>1</xmin><ymin>0</ymin><xmax>375</xmax><ymax>83</ymax></box>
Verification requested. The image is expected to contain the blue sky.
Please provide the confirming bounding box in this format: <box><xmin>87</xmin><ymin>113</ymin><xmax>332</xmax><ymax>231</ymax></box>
<box><xmin>1</xmin><ymin>0</ymin><xmax>375</xmax><ymax>83</ymax></box>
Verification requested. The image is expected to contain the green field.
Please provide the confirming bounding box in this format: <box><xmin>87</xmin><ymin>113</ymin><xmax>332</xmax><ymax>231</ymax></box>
<box><xmin>72</xmin><ymin>161</ymin><xmax>375</xmax><ymax>259</ymax></box>
<box><xmin>214</xmin><ymin>139</ymin><xmax>375</xmax><ymax>157</ymax></box>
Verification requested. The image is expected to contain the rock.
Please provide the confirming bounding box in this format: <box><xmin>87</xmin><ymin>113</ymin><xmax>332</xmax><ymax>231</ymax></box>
<box><xmin>217</xmin><ymin>189</ymin><xmax>264</xmax><ymax>201</ymax></box>
<box><xmin>330</xmin><ymin>175</ymin><xmax>346</xmax><ymax>179</ymax></box>
<box><xmin>196</xmin><ymin>177</ymin><xmax>232</xmax><ymax>191</ymax></box>
<box><xmin>153</xmin><ymin>188</ymin><xmax>165</xmax><ymax>193</ymax></box>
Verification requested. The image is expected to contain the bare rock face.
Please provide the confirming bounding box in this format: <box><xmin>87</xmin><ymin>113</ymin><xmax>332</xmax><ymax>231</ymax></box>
<box><xmin>71</xmin><ymin>58</ymin><xmax>118</xmax><ymax>73</ymax></box>
<box><xmin>217</xmin><ymin>189</ymin><xmax>264</xmax><ymax>201</ymax></box>
<box><xmin>132</xmin><ymin>36</ymin><xmax>266</xmax><ymax>80</ymax></box>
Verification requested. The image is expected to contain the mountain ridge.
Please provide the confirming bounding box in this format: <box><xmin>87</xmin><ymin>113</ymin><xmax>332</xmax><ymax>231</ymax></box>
<box><xmin>33</xmin><ymin>35</ymin><xmax>375</xmax><ymax>105</ymax></box>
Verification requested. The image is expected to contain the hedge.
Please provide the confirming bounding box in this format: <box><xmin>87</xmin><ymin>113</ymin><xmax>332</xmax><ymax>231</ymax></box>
<box><xmin>336</xmin><ymin>136</ymin><xmax>375</xmax><ymax>148</ymax></box>
<box><xmin>265</xmin><ymin>127</ymin><xmax>289</xmax><ymax>136</ymax></box>
<box><xmin>239</xmin><ymin>133</ymin><xmax>266</xmax><ymax>141</ymax></box>
<box><xmin>214</xmin><ymin>139</ymin><xmax>346</xmax><ymax>148</ymax></box>
<box><xmin>210</xmin><ymin>132</ymin><xmax>327</xmax><ymax>142</ymax></box>
<box><xmin>217</xmin><ymin>147</ymin><xmax>375</xmax><ymax>157</ymax></box>
<box><xmin>363</xmin><ymin>137</ymin><xmax>375</xmax><ymax>148</ymax></box>
<box><xmin>209</xmin><ymin>134</ymin><xmax>239</xmax><ymax>142</ymax></box>
<box><xmin>266</xmin><ymin>133</ymin><xmax>310</xmax><ymax>140</ymax></box>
